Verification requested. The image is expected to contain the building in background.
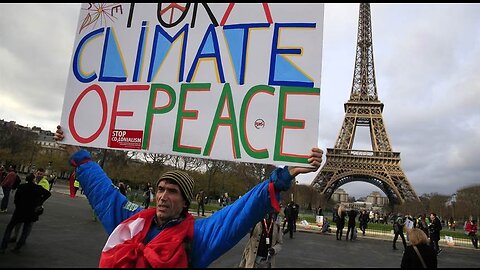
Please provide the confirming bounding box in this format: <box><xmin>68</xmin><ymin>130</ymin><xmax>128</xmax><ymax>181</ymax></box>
<box><xmin>331</xmin><ymin>188</ymin><xmax>349</xmax><ymax>203</ymax></box>
<box><xmin>366</xmin><ymin>191</ymin><xmax>389</xmax><ymax>206</ymax></box>
<box><xmin>0</xmin><ymin>119</ymin><xmax>62</xmax><ymax>175</ymax></box>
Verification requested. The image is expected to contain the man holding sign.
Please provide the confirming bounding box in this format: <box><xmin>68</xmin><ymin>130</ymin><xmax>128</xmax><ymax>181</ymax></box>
<box><xmin>55</xmin><ymin>3</ymin><xmax>325</xmax><ymax>267</ymax></box>
<box><xmin>54</xmin><ymin>126</ymin><xmax>323</xmax><ymax>267</ymax></box>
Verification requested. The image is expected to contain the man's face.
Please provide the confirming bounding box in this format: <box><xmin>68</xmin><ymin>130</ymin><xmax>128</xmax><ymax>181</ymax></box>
<box><xmin>155</xmin><ymin>180</ymin><xmax>187</xmax><ymax>223</ymax></box>
<box><xmin>35</xmin><ymin>170</ymin><xmax>44</xmax><ymax>181</ymax></box>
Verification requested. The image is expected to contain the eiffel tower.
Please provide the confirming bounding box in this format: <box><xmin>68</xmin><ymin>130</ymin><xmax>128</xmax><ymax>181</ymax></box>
<box><xmin>311</xmin><ymin>3</ymin><xmax>419</xmax><ymax>205</ymax></box>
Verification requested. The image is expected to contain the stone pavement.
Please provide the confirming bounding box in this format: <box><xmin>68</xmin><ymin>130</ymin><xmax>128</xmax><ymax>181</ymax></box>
<box><xmin>0</xmin><ymin>181</ymin><xmax>478</xmax><ymax>268</ymax></box>
<box><xmin>38</xmin><ymin>180</ymin><xmax>480</xmax><ymax>252</ymax></box>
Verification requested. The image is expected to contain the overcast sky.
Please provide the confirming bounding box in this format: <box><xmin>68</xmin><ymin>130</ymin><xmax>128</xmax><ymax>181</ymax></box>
<box><xmin>1</xmin><ymin>3</ymin><xmax>479</xmax><ymax>199</ymax></box>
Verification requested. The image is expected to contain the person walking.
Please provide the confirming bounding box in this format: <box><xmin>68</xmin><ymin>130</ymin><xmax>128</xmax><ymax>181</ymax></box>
<box><xmin>282</xmin><ymin>202</ymin><xmax>296</xmax><ymax>239</ymax></box>
<box><xmin>428</xmin><ymin>212</ymin><xmax>442</xmax><ymax>254</ymax></box>
<box><xmin>393</xmin><ymin>214</ymin><xmax>407</xmax><ymax>250</ymax></box>
<box><xmin>54</xmin><ymin>125</ymin><xmax>323</xmax><ymax>268</ymax></box>
<box><xmin>335</xmin><ymin>205</ymin><xmax>346</xmax><ymax>240</ymax></box>
<box><xmin>196</xmin><ymin>189</ymin><xmax>206</xmax><ymax>216</ymax></box>
<box><xmin>239</xmin><ymin>210</ymin><xmax>283</xmax><ymax>268</ymax></box>
<box><xmin>346</xmin><ymin>209</ymin><xmax>358</xmax><ymax>241</ymax></box>
<box><xmin>464</xmin><ymin>215</ymin><xmax>478</xmax><ymax>249</ymax></box>
<box><xmin>0</xmin><ymin>166</ymin><xmax>6</xmax><ymax>186</ymax></box>
<box><xmin>0</xmin><ymin>165</ymin><xmax>20</xmax><ymax>213</ymax></box>
<box><xmin>118</xmin><ymin>182</ymin><xmax>127</xmax><ymax>196</ymax></box>
<box><xmin>8</xmin><ymin>170</ymin><xmax>51</xmax><ymax>244</ymax></box>
<box><xmin>0</xmin><ymin>166</ymin><xmax>5</xmax><ymax>202</ymax></box>
<box><xmin>142</xmin><ymin>182</ymin><xmax>154</xmax><ymax>209</ymax></box>
<box><xmin>0</xmin><ymin>173</ymin><xmax>51</xmax><ymax>254</ymax></box>
<box><xmin>221</xmin><ymin>193</ymin><xmax>230</xmax><ymax>208</ymax></box>
<box><xmin>400</xmin><ymin>228</ymin><xmax>437</xmax><ymax>268</ymax></box>
<box><xmin>358</xmin><ymin>209</ymin><xmax>370</xmax><ymax>236</ymax></box>
<box><xmin>448</xmin><ymin>217</ymin><xmax>456</xmax><ymax>231</ymax></box>
<box><xmin>73</xmin><ymin>179</ymin><xmax>81</xmax><ymax>196</ymax></box>
<box><xmin>332</xmin><ymin>206</ymin><xmax>339</xmax><ymax>224</ymax></box>
<box><xmin>292</xmin><ymin>202</ymin><xmax>299</xmax><ymax>232</ymax></box>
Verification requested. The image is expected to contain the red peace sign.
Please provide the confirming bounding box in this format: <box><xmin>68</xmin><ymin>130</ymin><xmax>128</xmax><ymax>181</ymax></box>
<box><xmin>157</xmin><ymin>3</ymin><xmax>191</xmax><ymax>28</ymax></box>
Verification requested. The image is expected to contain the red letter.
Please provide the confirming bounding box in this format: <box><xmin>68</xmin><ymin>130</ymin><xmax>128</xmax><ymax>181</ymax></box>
<box><xmin>220</xmin><ymin>3</ymin><xmax>272</xmax><ymax>26</ymax></box>
<box><xmin>69</xmin><ymin>84</ymin><xmax>108</xmax><ymax>143</ymax></box>
<box><xmin>108</xmin><ymin>84</ymin><xmax>149</xmax><ymax>149</ymax></box>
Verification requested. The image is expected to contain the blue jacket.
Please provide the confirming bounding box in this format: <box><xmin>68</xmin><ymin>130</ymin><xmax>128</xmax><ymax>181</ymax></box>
<box><xmin>70</xmin><ymin>149</ymin><xmax>293</xmax><ymax>268</ymax></box>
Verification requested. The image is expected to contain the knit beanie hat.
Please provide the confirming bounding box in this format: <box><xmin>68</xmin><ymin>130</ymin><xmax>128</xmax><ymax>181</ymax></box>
<box><xmin>156</xmin><ymin>170</ymin><xmax>195</xmax><ymax>203</ymax></box>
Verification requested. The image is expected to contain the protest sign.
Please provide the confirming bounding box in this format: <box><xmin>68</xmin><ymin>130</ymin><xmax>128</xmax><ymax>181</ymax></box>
<box><xmin>60</xmin><ymin>3</ymin><xmax>324</xmax><ymax>167</ymax></box>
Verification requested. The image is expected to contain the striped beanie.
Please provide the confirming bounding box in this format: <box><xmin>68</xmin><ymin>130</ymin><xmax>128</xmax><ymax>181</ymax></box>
<box><xmin>156</xmin><ymin>170</ymin><xmax>195</xmax><ymax>203</ymax></box>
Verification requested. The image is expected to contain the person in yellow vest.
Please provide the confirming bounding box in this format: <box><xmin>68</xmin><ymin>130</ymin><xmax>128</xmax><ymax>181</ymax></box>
<box><xmin>35</xmin><ymin>168</ymin><xmax>50</xmax><ymax>191</ymax></box>
<box><xmin>73</xmin><ymin>179</ymin><xmax>80</xmax><ymax>196</ymax></box>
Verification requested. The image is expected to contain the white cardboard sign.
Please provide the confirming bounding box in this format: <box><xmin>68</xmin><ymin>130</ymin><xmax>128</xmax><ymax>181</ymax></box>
<box><xmin>60</xmin><ymin>3</ymin><xmax>324</xmax><ymax>167</ymax></box>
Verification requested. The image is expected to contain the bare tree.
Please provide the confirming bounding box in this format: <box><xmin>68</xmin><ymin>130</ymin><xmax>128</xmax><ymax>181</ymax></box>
<box><xmin>395</xmin><ymin>199</ymin><xmax>425</xmax><ymax>216</ymax></box>
<box><xmin>169</xmin><ymin>155</ymin><xmax>203</xmax><ymax>171</ymax></box>
<box><xmin>202</xmin><ymin>158</ymin><xmax>229</xmax><ymax>197</ymax></box>
<box><xmin>456</xmin><ymin>184</ymin><xmax>480</xmax><ymax>220</ymax></box>
<box><xmin>137</xmin><ymin>152</ymin><xmax>171</xmax><ymax>166</ymax></box>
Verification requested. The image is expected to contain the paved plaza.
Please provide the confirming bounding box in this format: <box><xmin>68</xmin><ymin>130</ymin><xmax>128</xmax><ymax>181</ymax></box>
<box><xmin>0</xmin><ymin>181</ymin><xmax>478</xmax><ymax>268</ymax></box>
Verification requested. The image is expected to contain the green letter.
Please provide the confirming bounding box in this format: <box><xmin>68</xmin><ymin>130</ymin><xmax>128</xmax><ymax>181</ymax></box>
<box><xmin>142</xmin><ymin>83</ymin><xmax>176</xmax><ymax>150</ymax></box>
<box><xmin>274</xmin><ymin>86</ymin><xmax>320</xmax><ymax>163</ymax></box>
<box><xmin>203</xmin><ymin>83</ymin><xmax>241</xmax><ymax>159</ymax></box>
<box><xmin>239</xmin><ymin>85</ymin><xmax>274</xmax><ymax>159</ymax></box>
<box><xmin>173</xmin><ymin>83</ymin><xmax>210</xmax><ymax>154</ymax></box>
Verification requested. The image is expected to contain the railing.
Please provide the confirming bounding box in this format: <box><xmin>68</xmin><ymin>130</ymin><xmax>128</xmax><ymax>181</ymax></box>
<box><xmin>296</xmin><ymin>222</ymin><xmax>477</xmax><ymax>250</ymax></box>
<box><xmin>327</xmin><ymin>148</ymin><xmax>401</xmax><ymax>159</ymax></box>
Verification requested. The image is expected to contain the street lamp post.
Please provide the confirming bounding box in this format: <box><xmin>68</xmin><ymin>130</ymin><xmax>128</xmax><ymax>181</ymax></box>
<box><xmin>46</xmin><ymin>161</ymin><xmax>52</xmax><ymax>175</ymax></box>
<box><xmin>451</xmin><ymin>193</ymin><xmax>457</xmax><ymax>219</ymax></box>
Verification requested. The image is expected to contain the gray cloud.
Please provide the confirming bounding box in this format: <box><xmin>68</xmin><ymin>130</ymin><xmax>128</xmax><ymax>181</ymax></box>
<box><xmin>0</xmin><ymin>3</ymin><xmax>80</xmax><ymax>128</ymax></box>
<box><xmin>298</xmin><ymin>3</ymin><xmax>480</xmax><ymax>199</ymax></box>
<box><xmin>1</xmin><ymin>4</ymin><xmax>479</xmax><ymax>199</ymax></box>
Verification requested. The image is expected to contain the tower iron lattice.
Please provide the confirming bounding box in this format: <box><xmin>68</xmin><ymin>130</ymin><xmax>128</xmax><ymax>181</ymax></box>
<box><xmin>311</xmin><ymin>3</ymin><xmax>419</xmax><ymax>205</ymax></box>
